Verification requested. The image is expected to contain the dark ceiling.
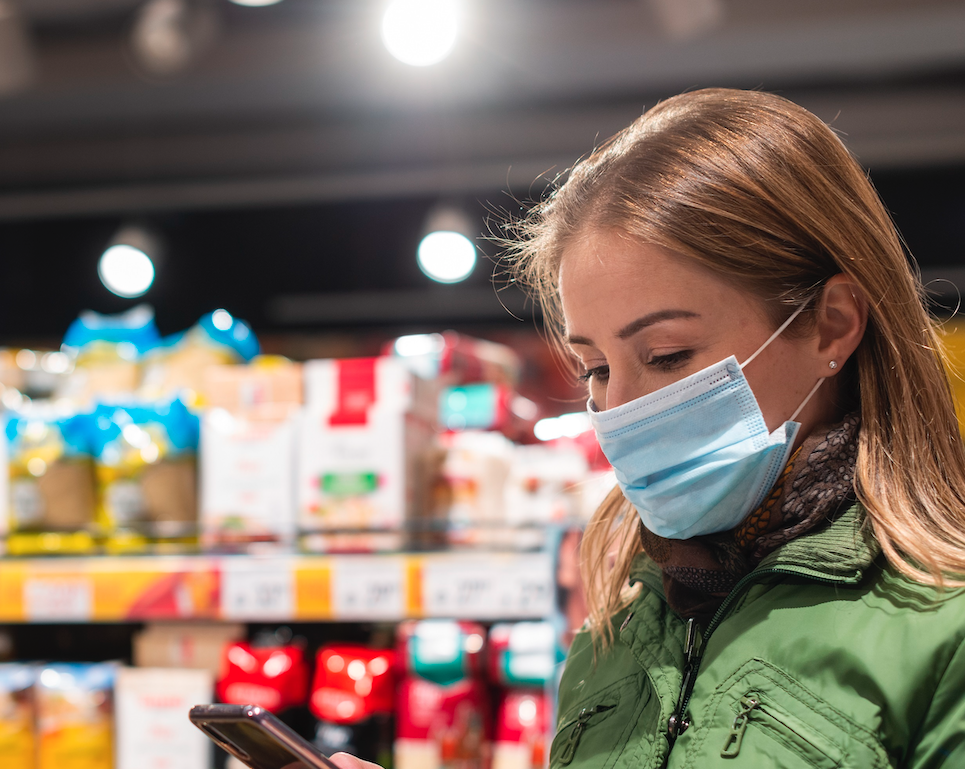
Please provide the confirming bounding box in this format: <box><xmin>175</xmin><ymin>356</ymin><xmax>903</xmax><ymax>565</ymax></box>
<box><xmin>2</xmin><ymin>0</ymin><xmax>965</xmax><ymax>342</ymax></box>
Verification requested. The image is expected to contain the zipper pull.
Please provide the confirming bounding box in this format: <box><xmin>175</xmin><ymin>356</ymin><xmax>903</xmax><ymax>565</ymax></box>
<box><xmin>558</xmin><ymin>705</ymin><xmax>613</xmax><ymax>765</ymax></box>
<box><xmin>667</xmin><ymin>618</ymin><xmax>700</xmax><ymax>741</ymax></box>
<box><xmin>720</xmin><ymin>696</ymin><xmax>760</xmax><ymax>758</ymax></box>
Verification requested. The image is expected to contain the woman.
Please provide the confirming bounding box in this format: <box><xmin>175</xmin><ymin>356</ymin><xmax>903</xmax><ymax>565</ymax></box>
<box><xmin>334</xmin><ymin>89</ymin><xmax>965</xmax><ymax>768</ymax></box>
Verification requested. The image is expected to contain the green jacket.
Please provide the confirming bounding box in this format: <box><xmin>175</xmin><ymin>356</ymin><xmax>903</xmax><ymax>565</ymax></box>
<box><xmin>550</xmin><ymin>505</ymin><xmax>965</xmax><ymax>768</ymax></box>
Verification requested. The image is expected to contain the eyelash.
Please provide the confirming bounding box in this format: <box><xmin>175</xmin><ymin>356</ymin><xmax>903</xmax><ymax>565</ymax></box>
<box><xmin>577</xmin><ymin>351</ymin><xmax>694</xmax><ymax>383</ymax></box>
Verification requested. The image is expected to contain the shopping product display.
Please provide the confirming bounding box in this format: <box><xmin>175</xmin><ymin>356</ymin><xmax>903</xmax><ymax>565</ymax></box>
<box><xmin>0</xmin><ymin>307</ymin><xmax>612</xmax><ymax>769</ymax></box>
<box><xmin>35</xmin><ymin>662</ymin><xmax>118</xmax><ymax>769</ymax></box>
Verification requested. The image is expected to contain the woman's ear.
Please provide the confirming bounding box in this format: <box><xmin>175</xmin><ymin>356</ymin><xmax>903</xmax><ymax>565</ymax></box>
<box><xmin>814</xmin><ymin>274</ymin><xmax>868</xmax><ymax>371</ymax></box>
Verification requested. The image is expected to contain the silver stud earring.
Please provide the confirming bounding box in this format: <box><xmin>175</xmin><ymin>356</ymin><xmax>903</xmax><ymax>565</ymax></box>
<box><xmin>829</xmin><ymin>360</ymin><xmax>838</xmax><ymax>370</ymax></box>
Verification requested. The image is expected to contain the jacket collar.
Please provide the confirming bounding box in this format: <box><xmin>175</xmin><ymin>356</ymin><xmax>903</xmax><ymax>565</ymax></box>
<box><xmin>629</xmin><ymin>502</ymin><xmax>880</xmax><ymax>597</ymax></box>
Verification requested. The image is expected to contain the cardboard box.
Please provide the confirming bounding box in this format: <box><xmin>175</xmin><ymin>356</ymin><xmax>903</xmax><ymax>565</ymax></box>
<box><xmin>201</xmin><ymin>362</ymin><xmax>303</xmax><ymax>413</ymax></box>
<box><xmin>200</xmin><ymin>409</ymin><xmax>297</xmax><ymax>545</ymax></box>
<box><xmin>133</xmin><ymin>622</ymin><xmax>245</xmax><ymax>679</ymax></box>
<box><xmin>115</xmin><ymin>667</ymin><xmax>213</xmax><ymax>769</ymax></box>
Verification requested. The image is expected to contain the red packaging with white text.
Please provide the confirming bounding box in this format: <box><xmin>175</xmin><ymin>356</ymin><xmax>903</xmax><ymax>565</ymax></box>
<box><xmin>492</xmin><ymin>690</ymin><xmax>552</xmax><ymax>769</ymax></box>
<box><xmin>298</xmin><ymin>357</ymin><xmax>437</xmax><ymax>552</ymax></box>
<box><xmin>215</xmin><ymin>641</ymin><xmax>309</xmax><ymax>712</ymax></box>
<box><xmin>309</xmin><ymin>645</ymin><xmax>395</xmax><ymax>766</ymax></box>
<box><xmin>395</xmin><ymin>675</ymin><xmax>491</xmax><ymax>769</ymax></box>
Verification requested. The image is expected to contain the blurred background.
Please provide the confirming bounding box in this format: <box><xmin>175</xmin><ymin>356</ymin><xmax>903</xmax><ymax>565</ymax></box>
<box><xmin>0</xmin><ymin>0</ymin><xmax>964</xmax><ymax>348</ymax></box>
<box><xmin>2</xmin><ymin>4</ymin><xmax>965</xmax><ymax>768</ymax></box>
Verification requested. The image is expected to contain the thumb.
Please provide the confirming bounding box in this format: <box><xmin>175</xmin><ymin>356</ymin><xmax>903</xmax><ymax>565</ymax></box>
<box><xmin>328</xmin><ymin>753</ymin><xmax>383</xmax><ymax>769</ymax></box>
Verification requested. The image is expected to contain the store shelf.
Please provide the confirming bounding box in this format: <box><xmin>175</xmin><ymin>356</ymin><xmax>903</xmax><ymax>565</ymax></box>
<box><xmin>0</xmin><ymin>551</ymin><xmax>555</xmax><ymax>624</ymax></box>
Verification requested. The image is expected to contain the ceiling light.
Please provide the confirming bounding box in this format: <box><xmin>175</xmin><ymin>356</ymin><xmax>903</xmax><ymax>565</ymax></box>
<box><xmin>98</xmin><ymin>225</ymin><xmax>161</xmax><ymax>298</ymax></box>
<box><xmin>381</xmin><ymin>0</ymin><xmax>460</xmax><ymax>67</ymax></box>
<box><xmin>130</xmin><ymin>0</ymin><xmax>218</xmax><ymax>77</ymax></box>
<box><xmin>229</xmin><ymin>0</ymin><xmax>283</xmax><ymax>5</ymax></box>
<box><xmin>417</xmin><ymin>205</ymin><xmax>476</xmax><ymax>284</ymax></box>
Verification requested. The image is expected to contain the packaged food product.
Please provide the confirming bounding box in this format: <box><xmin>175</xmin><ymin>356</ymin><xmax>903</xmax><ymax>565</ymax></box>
<box><xmin>4</xmin><ymin>406</ymin><xmax>97</xmax><ymax>553</ymax></box>
<box><xmin>397</xmin><ymin>620</ymin><xmax>486</xmax><ymax>685</ymax></box>
<box><xmin>139</xmin><ymin>310</ymin><xmax>259</xmax><ymax>406</ymax></box>
<box><xmin>310</xmin><ymin>645</ymin><xmax>396</xmax><ymax>766</ymax></box>
<box><xmin>395</xmin><ymin>676</ymin><xmax>490</xmax><ymax>769</ymax></box>
<box><xmin>89</xmin><ymin>398</ymin><xmax>200</xmax><ymax>544</ymax></box>
<box><xmin>487</xmin><ymin>623</ymin><xmax>561</xmax><ymax>689</ymax></box>
<box><xmin>60</xmin><ymin>305</ymin><xmax>161</xmax><ymax>405</ymax></box>
<box><xmin>387</xmin><ymin>331</ymin><xmax>521</xmax><ymax>388</ymax></box>
<box><xmin>133</xmin><ymin>622</ymin><xmax>245</xmax><ymax>678</ymax></box>
<box><xmin>216</xmin><ymin>640</ymin><xmax>309</xmax><ymax>713</ymax></box>
<box><xmin>36</xmin><ymin>662</ymin><xmax>117</xmax><ymax>769</ymax></box>
<box><xmin>114</xmin><ymin>667</ymin><xmax>213</xmax><ymax>769</ymax></box>
<box><xmin>432</xmin><ymin>431</ymin><xmax>513</xmax><ymax>548</ymax></box>
<box><xmin>492</xmin><ymin>691</ymin><xmax>552</xmax><ymax>769</ymax></box>
<box><xmin>200</xmin><ymin>408</ymin><xmax>297</xmax><ymax>547</ymax></box>
<box><xmin>201</xmin><ymin>356</ymin><xmax>302</xmax><ymax>413</ymax></box>
<box><xmin>298</xmin><ymin>358</ymin><xmax>437</xmax><ymax>552</ymax></box>
<box><xmin>0</xmin><ymin>664</ymin><xmax>36</xmax><ymax>769</ymax></box>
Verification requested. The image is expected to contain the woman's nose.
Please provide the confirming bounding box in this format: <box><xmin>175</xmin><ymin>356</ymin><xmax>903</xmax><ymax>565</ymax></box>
<box><xmin>604</xmin><ymin>377</ymin><xmax>641</xmax><ymax>411</ymax></box>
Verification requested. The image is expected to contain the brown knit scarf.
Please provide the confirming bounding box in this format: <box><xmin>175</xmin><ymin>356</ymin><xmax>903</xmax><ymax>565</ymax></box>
<box><xmin>639</xmin><ymin>412</ymin><xmax>860</xmax><ymax>623</ymax></box>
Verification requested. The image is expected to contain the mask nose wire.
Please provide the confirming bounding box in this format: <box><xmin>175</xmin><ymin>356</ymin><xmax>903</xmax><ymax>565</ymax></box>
<box><xmin>740</xmin><ymin>300</ymin><xmax>811</xmax><ymax>370</ymax></box>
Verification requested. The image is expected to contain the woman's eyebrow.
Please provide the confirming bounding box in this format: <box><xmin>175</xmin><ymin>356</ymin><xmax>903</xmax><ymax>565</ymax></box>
<box><xmin>566</xmin><ymin>309</ymin><xmax>700</xmax><ymax>347</ymax></box>
<box><xmin>616</xmin><ymin>309</ymin><xmax>699</xmax><ymax>339</ymax></box>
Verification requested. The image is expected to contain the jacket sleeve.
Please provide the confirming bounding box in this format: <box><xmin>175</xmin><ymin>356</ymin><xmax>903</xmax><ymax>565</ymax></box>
<box><xmin>908</xmin><ymin>634</ymin><xmax>965</xmax><ymax>768</ymax></box>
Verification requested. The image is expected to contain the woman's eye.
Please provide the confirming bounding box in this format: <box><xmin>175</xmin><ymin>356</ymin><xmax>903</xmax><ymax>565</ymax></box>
<box><xmin>577</xmin><ymin>365</ymin><xmax>609</xmax><ymax>383</ymax></box>
<box><xmin>648</xmin><ymin>350</ymin><xmax>693</xmax><ymax>369</ymax></box>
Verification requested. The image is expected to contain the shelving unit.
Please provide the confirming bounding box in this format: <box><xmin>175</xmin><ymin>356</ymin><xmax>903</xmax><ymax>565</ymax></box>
<box><xmin>0</xmin><ymin>551</ymin><xmax>556</xmax><ymax>624</ymax></box>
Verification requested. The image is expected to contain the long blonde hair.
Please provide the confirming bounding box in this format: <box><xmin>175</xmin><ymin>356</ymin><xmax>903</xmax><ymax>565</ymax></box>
<box><xmin>505</xmin><ymin>88</ymin><xmax>965</xmax><ymax>645</ymax></box>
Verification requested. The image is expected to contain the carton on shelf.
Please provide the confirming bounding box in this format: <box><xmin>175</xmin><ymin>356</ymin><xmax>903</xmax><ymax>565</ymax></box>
<box><xmin>298</xmin><ymin>358</ymin><xmax>438</xmax><ymax>552</ymax></box>
<box><xmin>133</xmin><ymin>623</ymin><xmax>246</xmax><ymax>679</ymax></box>
<box><xmin>200</xmin><ymin>409</ymin><xmax>297</xmax><ymax>546</ymax></box>
<box><xmin>201</xmin><ymin>360</ymin><xmax>303</xmax><ymax>413</ymax></box>
<box><xmin>115</xmin><ymin>667</ymin><xmax>213</xmax><ymax>769</ymax></box>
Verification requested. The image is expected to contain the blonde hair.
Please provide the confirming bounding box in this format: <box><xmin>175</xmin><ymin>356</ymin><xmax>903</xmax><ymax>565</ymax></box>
<box><xmin>505</xmin><ymin>88</ymin><xmax>965</xmax><ymax>646</ymax></box>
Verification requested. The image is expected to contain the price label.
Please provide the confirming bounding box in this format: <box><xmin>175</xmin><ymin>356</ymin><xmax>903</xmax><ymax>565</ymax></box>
<box><xmin>221</xmin><ymin>558</ymin><xmax>294</xmax><ymax>620</ymax></box>
<box><xmin>332</xmin><ymin>557</ymin><xmax>404</xmax><ymax>620</ymax></box>
<box><xmin>24</xmin><ymin>577</ymin><xmax>93</xmax><ymax>621</ymax></box>
<box><xmin>422</xmin><ymin>554</ymin><xmax>554</xmax><ymax>619</ymax></box>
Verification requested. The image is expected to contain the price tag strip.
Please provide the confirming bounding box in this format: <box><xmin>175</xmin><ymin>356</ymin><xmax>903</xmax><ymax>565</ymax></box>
<box><xmin>420</xmin><ymin>552</ymin><xmax>554</xmax><ymax>619</ymax></box>
<box><xmin>331</xmin><ymin>556</ymin><xmax>406</xmax><ymax>620</ymax></box>
<box><xmin>24</xmin><ymin>574</ymin><xmax>93</xmax><ymax>621</ymax></box>
<box><xmin>220</xmin><ymin>556</ymin><xmax>295</xmax><ymax>620</ymax></box>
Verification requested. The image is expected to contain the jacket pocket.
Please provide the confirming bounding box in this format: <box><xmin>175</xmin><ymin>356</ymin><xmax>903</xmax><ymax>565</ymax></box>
<box><xmin>549</xmin><ymin>672</ymin><xmax>655</xmax><ymax>769</ymax></box>
<box><xmin>718</xmin><ymin>692</ymin><xmax>843</xmax><ymax>767</ymax></box>
<box><xmin>686</xmin><ymin>660</ymin><xmax>889</xmax><ymax>768</ymax></box>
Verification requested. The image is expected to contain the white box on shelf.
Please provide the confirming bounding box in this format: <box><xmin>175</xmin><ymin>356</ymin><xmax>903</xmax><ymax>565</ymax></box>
<box><xmin>302</xmin><ymin>357</ymin><xmax>437</xmax><ymax>422</ymax></box>
<box><xmin>200</xmin><ymin>409</ymin><xmax>297</xmax><ymax>544</ymax></box>
<box><xmin>115</xmin><ymin>667</ymin><xmax>213</xmax><ymax>769</ymax></box>
<box><xmin>297</xmin><ymin>406</ymin><xmax>435</xmax><ymax>536</ymax></box>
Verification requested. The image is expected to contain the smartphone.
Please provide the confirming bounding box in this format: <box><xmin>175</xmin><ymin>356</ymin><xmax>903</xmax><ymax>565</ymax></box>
<box><xmin>189</xmin><ymin>704</ymin><xmax>341</xmax><ymax>769</ymax></box>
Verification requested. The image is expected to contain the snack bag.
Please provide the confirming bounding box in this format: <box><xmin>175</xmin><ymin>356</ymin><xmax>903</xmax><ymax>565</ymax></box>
<box><xmin>36</xmin><ymin>662</ymin><xmax>117</xmax><ymax>769</ymax></box>
<box><xmin>0</xmin><ymin>664</ymin><xmax>36</xmax><ymax>769</ymax></box>
<box><xmin>5</xmin><ymin>406</ymin><xmax>97</xmax><ymax>553</ymax></box>
<box><xmin>89</xmin><ymin>397</ymin><xmax>200</xmax><ymax>543</ymax></box>
<box><xmin>140</xmin><ymin>309</ymin><xmax>259</xmax><ymax>406</ymax></box>
<box><xmin>60</xmin><ymin>305</ymin><xmax>161</xmax><ymax>405</ymax></box>
<box><xmin>311</xmin><ymin>645</ymin><xmax>396</xmax><ymax>766</ymax></box>
<box><xmin>216</xmin><ymin>640</ymin><xmax>309</xmax><ymax>713</ymax></box>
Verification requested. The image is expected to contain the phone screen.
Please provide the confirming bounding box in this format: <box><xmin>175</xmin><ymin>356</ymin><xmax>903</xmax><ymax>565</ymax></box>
<box><xmin>201</xmin><ymin>720</ymin><xmax>323</xmax><ymax>769</ymax></box>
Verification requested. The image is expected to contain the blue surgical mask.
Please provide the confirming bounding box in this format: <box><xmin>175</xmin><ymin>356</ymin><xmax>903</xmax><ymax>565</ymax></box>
<box><xmin>587</xmin><ymin>302</ymin><xmax>822</xmax><ymax>540</ymax></box>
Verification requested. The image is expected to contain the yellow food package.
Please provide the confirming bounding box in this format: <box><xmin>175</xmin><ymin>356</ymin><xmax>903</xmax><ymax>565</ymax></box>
<box><xmin>36</xmin><ymin>663</ymin><xmax>116</xmax><ymax>769</ymax></box>
<box><xmin>0</xmin><ymin>665</ymin><xmax>36</xmax><ymax>769</ymax></box>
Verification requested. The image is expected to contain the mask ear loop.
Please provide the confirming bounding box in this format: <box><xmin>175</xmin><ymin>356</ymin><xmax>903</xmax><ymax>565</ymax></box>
<box><xmin>740</xmin><ymin>299</ymin><xmax>811</xmax><ymax>369</ymax></box>
<box><xmin>789</xmin><ymin>377</ymin><xmax>825</xmax><ymax>422</ymax></box>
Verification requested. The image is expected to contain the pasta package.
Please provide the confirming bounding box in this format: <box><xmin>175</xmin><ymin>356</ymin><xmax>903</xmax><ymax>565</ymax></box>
<box><xmin>36</xmin><ymin>663</ymin><xmax>117</xmax><ymax>769</ymax></box>
<box><xmin>0</xmin><ymin>664</ymin><xmax>36</xmax><ymax>769</ymax></box>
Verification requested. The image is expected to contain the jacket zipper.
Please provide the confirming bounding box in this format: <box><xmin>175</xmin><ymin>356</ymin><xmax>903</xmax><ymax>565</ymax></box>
<box><xmin>719</xmin><ymin>695</ymin><xmax>760</xmax><ymax>757</ymax></box>
<box><xmin>557</xmin><ymin>704</ymin><xmax>615</xmax><ymax>765</ymax></box>
<box><xmin>666</xmin><ymin>567</ymin><xmax>845</xmax><ymax>746</ymax></box>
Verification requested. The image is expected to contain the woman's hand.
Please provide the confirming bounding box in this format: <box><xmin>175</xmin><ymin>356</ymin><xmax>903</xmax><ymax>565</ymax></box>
<box><xmin>328</xmin><ymin>753</ymin><xmax>383</xmax><ymax>769</ymax></box>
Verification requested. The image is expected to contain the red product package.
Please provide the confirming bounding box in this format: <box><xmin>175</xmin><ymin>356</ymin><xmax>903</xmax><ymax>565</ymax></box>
<box><xmin>309</xmin><ymin>645</ymin><xmax>396</xmax><ymax>723</ymax></box>
<box><xmin>215</xmin><ymin>641</ymin><xmax>309</xmax><ymax>712</ymax></box>
<box><xmin>395</xmin><ymin>675</ymin><xmax>491</xmax><ymax>769</ymax></box>
<box><xmin>492</xmin><ymin>690</ymin><xmax>553</xmax><ymax>769</ymax></box>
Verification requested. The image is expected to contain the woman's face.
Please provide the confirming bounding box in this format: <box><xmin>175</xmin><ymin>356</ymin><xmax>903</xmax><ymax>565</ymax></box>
<box><xmin>558</xmin><ymin>231</ymin><xmax>832</xmax><ymax>436</ymax></box>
